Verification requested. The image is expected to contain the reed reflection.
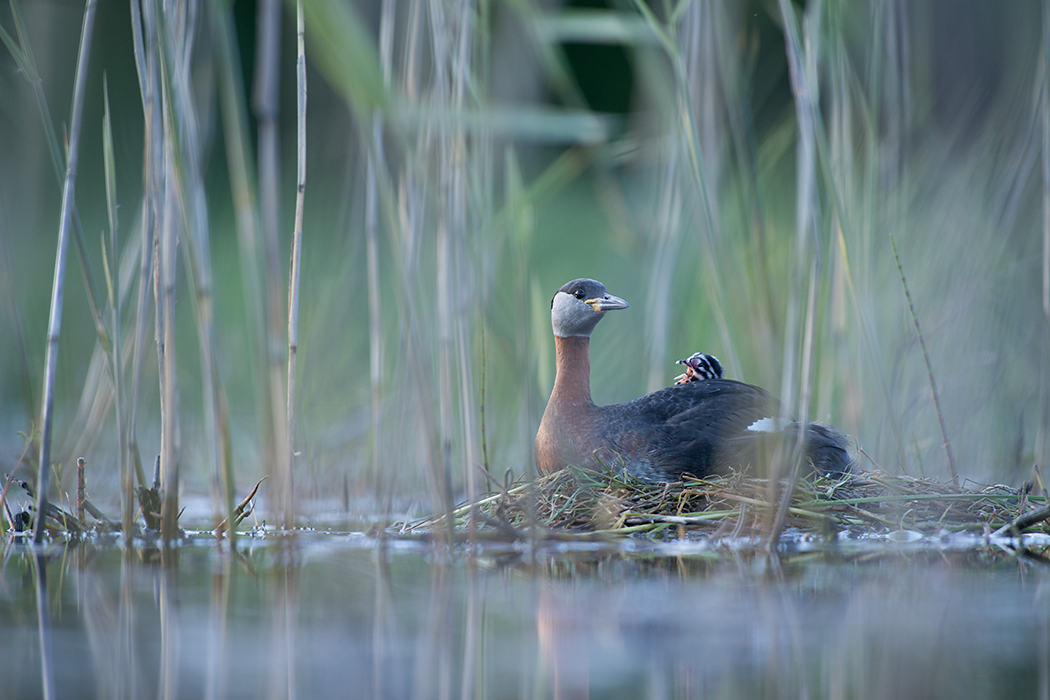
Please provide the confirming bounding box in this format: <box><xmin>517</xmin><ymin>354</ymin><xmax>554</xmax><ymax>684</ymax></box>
<box><xmin>159</xmin><ymin>548</ymin><xmax>179</xmax><ymax>700</ymax></box>
<box><xmin>119</xmin><ymin>547</ymin><xmax>141</xmax><ymax>700</ymax></box>
<box><xmin>1039</xmin><ymin>583</ymin><xmax>1049</xmax><ymax>699</ymax></box>
<box><xmin>2</xmin><ymin>536</ymin><xmax>1049</xmax><ymax>699</ymax></box>
<box><xmin>266</xmin><ymin>538</ymin><xmax>299</xmax><ymax>700</ymax></box>
<box><xmin>537</xmin><ymin>581</ymin><xmax>591</xmax><ymax>700</ymax></box>
<box><xmin>371</xmin><ymin>539</ymin><xmax>403</xmax><ymax>700</ymax></box>
<box><xmin>79</xmin><ymin>545</ymin><xmax>136</xmax><ymax>699</ymax></box>
<box><xmin>460</xmin><ymin>558</ymin><xmax>486</xmax><ymax>700</ymax></box>
<box><xmin>412</xmin><ymin>556</ymin><xmax>455</xmax><ymax>700</ymax></box>
<box><xmin>31</xmin><ymin>552</ymin><xmax>55</xmax><ymax>700</ymax></box>
<box><xmin>205</xmin><ymin>546</ymin><xmax>233</xmax><ymax>700</ymax></box>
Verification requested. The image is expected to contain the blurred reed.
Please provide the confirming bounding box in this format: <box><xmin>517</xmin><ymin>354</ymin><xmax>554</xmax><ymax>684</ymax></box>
<box><xmin>253</xmin><ymin>0</ymin><xmax>294</xmax><ymax>529</ymax></box>
<box><xmin>768</xmin><ymin>0</ymin><xmax>822</xmax><ymax>542</ymax></box>
<box><xmin>1040</xmin><ymin>1</ymin><xmax>1050</xmax><ymax>480</ymax></box>
<box><xmin>286</xmin><ymin>0</ymin><xmax>307</xmax><ymax>524</ymax></box>
<box><xmin>3</xmin><ymin>0</ymin><xmax>1050</xmax><ymax>533</ymax></box>
<box><xmin>127</xmin><ymin>0</ymin><xmax>159</xmax><ymax>524</ymax></box>
<box><xmin>210</xmin><ymin>0</ymin><xmax>270</xmax><ymax>538</ymax></box>
<box><xmin>152</xmin><ymin>2</ymin><xmax>180</xmax><ymax>541</ymax></box>
<box><xmin>100</xmin><ymin>76</ymin><xmax>130</xmax><ymax>535</ymax></box>
<box><xmin>889</xmin><ymin>231</ymin><xmax>958</xmax><ymax>482</ymax></box>
<box><xmin>30</xmin><ymin>0</ymin><xmax>97</xmax><ymax>544</ymax></box>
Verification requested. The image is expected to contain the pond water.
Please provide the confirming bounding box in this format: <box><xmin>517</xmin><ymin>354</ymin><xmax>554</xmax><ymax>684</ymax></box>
<box><xmin>1</xmin><ymin>528</ymin><xmax>1048</xmax><ymax>700</ymax></box>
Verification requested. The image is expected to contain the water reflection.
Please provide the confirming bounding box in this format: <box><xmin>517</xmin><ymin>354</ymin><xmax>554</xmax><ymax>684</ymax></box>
<box><xmin>0</xmin><ymin>534</ymin><xmax>1048</xmax><ymax>699</ymax></box>
<box><xmin>204</xmin><ymin>547</ymin><xmax>231</xmax><ymax>700</ymax></box>
<box><xmin>266</xmin><ymin>543</ymin><xmax>298</xmax><ymax>700</ymax></box>
<box><xmin>31</xmin><ymin>552</ymin><xmax>54</xmax><ymax>700</ymax></box>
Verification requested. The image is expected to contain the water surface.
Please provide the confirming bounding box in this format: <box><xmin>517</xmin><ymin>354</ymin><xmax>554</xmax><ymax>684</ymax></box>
<box><xmin>1</xmin><ymin>530</ymin><xmax>1048</xmax><ymax>699</ymax></box>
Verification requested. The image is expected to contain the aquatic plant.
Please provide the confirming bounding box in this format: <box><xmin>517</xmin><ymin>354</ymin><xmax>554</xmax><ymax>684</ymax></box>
<box><xmin>1</xmin><ymin>1</ymin><xmax>1048</xmax><ymax>540</ymax></box>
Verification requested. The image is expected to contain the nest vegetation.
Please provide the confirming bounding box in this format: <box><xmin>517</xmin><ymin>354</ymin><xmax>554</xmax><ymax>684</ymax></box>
<box><xmin>401</xmin><ymin>466</ymin><xmax>1050</xmax><ymax>543</ymax></box>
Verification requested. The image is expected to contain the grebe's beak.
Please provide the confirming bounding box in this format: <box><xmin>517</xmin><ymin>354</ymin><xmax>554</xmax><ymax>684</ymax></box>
<box><xmin>585</xmin><ymin>294</ymin><xmax>629</xmax><ymax>313</ymax></box>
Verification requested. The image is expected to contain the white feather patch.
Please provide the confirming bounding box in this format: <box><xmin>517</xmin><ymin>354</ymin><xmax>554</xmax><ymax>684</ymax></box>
<box><xmin>747</xmin><ymin>417</ymin><xmax>791</xmax><ymax>433</ymax></box>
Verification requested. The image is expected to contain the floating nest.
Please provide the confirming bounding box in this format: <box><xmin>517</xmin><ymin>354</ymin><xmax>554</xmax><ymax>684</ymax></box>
<box><xmin>401</xmin><ymin>467</ymin><xmax>1050</xmax><ymax>542</ymax></box>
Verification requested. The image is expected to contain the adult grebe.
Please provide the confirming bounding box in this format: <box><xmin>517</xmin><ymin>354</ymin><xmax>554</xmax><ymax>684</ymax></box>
<box><xmin>534</xmin><ymin>278</ymin><xmax>850</xmax><ymax>482</ymax></box>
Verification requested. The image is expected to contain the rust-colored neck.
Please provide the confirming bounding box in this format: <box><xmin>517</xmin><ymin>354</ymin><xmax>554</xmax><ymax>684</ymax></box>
<box><xmin>551</xmin><ymin>335</ymin><xmax>593</xmax><ymax>408</ymax></box>
<box><xmin>535</xmin><ymin>335</ymin><xmax>600</xmax><ymax>475</ymax></box>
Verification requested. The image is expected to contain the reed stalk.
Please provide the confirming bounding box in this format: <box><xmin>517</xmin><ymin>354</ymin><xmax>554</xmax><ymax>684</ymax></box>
<box><xmin>1040</xmin><ymin>0</ymin><xmax>1050</xmax><ymax>476</ymax></box>
<box><xmin>889</xmin><ymin>231</ymin><xmax>958</xmax><ymax>483</ymax></box>
<box><xmin>642</xmin><ymin>3</ymin><xmax>688</xmax><ymax>393</ymax></box>
<box><xmin>765</xmin><ymin>0</ymin><xmax>822</xmax><ymax>547</ymax></box>
<box><xmin>127</xmin><ymin>0</ymin><xmax>162</xmax><ymax>538</ymax></box>
<box><xmin>287</xmin><ymin>0</ymin><xmax>306</xmax><ymax>506</ymax></box>
<box><xmin>211</xmin><ymin>1</ymin><xmax>268</xmax><ymax>540</ymax></box>
<box><xmin>643</xmin><ymin>139</ymin><xmax>682</xmax><ymax>394</ymax></box>
<box><xmin>363</xmin><ymin>0</ymin><xmax>394</xmax><ymax>509</ymax></box>
<box><xmin>775</xmin><ymin>0</ymin><xmax>821</xmax><ymax>421</ymax></box>
<box><xmin>479</xmin><ymin>321</ymin><xmax>491</xmax><ymax>488</ymax></box>
<box><xmin>450</xmin><ymin>0</ymin><xmax>481</xmax><ymax>532</ymax></box>
<box><xmin>156</xmin><ymin>0</ymin><xmax>232</xmax><ymax>545</ymax></box>
<box><xmin>376</xmin><ymin>0</ymin><xmax>454</xmax><ymax>534</ymax></box>
<box><xmin>363</xmin><ymin>132</ymin><xmax>383</xmax><ymax>496</ymax></box>
<box><xmin>153</xmin><ymin>1</ymin><xmax>187</xmax><ymax>542</ymax></box>
<box><xmin>254</xmin><ymin>0</ymin><xmax>293</xmax><ymax>528</ymax></box>
<box><xmin>302</xmin><ymin>0</ymin><xmax>484</xmax><ymax>518</ymax></box>
<box><xmin>156</xmin><ymin>170</ymin><xmax>179</xmax><ymax>542</ymax></box>
<box><xmin>630</xmin><ymin>0</ymin><xmax>740</xmax><ymax>379</ymax></box>
<box><xmin>432</xmin><ymin>0</ymin><xmax>457</xmax><ymax>537</ymax></box>
<box><xmin>817</xmin><ymin>8</ymin><xmax>849</xmax><ymax>427</ymax></box>
<box><xmin>33</xmin><ymin>0</ymin><xmax>97</xmax><ymax>545</ymax></box>
<box><xmin>777</xmin><ymin>4</ymin><xmax>914</xmax><ymax>480</ymax></box>
<box><xmin>101</xmin><ymin>77</ymin><xmax>130</xmax><ymax>537</ymax></box>
<box><xmin>8</xmin><ymin>0</ymin><xmax>1044</xmax><ymax>521</ymax></box>
<box><xmin>76</xmin><ymin>457</ymin><xmax>85</xmax><ymax>523</ymax></box>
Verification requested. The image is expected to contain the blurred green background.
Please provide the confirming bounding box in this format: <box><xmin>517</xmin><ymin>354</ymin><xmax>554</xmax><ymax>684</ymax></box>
<box><xmin>1</xmin><ymin>0</ymin><xmax>1047</xmax><ymax>519</ymax></box>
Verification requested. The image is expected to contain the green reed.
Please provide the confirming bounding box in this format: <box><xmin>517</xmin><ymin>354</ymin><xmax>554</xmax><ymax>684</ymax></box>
<box><xmin>2</xmin><ymin>1</ymin><xmax>1048</xmax><ymax>535</ymax></box>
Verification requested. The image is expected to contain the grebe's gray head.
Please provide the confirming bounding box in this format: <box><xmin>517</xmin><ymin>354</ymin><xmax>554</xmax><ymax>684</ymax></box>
<box><xmin>550</xmin><ymin>278</ymin><xmax>629</xmax><ymax>338</ymax></box>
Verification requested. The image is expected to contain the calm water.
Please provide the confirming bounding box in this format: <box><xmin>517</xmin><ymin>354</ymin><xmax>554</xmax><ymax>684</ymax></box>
<box><xmin>1</xmin><ymin>529</ymin><xmax>1048</xmax><ymax>700</ymax></box>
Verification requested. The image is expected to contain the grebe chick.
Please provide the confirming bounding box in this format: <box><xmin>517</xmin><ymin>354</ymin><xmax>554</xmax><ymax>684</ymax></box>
<box><xmin>674</xmin><ymin>352</ymin><xmax>723</xmax><ymax>384</ymax></box>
